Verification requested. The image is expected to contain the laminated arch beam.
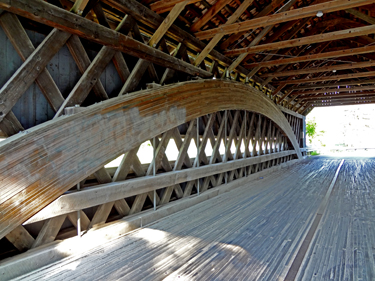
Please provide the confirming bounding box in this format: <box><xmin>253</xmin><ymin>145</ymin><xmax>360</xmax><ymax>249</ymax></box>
<box><xmin>0</xmin><ymin>80</ymin><xmax>302</xmax><ymax>239</ymax></box>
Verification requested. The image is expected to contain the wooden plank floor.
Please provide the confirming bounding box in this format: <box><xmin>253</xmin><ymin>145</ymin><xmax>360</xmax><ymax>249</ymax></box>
<box><xmin>297</xmin><ymin>159</ymin><xmax>375</xmax><ymax>280</ymax></box>
<box><xmin>14</xmin><ymin>157</ymin><xmax>375</xmax><ymax>280</ymax></box>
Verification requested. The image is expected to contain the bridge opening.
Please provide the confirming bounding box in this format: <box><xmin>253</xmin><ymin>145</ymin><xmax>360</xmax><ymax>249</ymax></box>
<box><xmin>306</xmin><ymin>104</ymin><xmax>375</xmax><ymax>157</ymax></box>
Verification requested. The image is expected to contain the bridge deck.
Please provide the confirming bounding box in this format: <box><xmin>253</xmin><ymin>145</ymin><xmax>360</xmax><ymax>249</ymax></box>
<box><xmin>16</xmin><ymin>157</ymin><xmax>375</xmax><ymax>280</ymax></box>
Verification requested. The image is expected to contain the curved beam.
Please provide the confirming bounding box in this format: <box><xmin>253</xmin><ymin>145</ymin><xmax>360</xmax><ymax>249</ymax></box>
<box><xmin>0</xmin><ymin>80</ymin><xmax>301</xmax><ymax>239</ymax></box>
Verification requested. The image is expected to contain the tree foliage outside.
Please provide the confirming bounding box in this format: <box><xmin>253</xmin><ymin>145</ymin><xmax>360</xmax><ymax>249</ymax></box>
<box><xmin>306</xmin><ymin>118</ymin><xmax>325</xmax><ymax>146</ymax></box>
<box><xmin>306</xmin><ymin>119</ymin><xmax>317</xmax><ymax>140</ymax></box>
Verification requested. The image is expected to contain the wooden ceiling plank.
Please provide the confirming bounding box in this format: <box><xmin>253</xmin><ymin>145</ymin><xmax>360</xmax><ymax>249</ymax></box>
<box><xmin>195</xmin><ymin>0</ymin><xmax>375</xmax><ymax>40</ymax></box>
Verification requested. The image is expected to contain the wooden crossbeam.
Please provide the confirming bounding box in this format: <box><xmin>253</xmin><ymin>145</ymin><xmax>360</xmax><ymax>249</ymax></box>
<box><xmin>292</xmin><ymin>79</ymin><xmax>375</xmax><ymax>90</ymax></box>
<box><xmin>66</xmin><ymin>35</ymin><xmax>109</xmax><ymax>100</ymax></box>
<box><xmin>311</xmin><ymin>100</ymin><xmax>375</xmax><ymax>106</ymax></box>
<box><xmin>309</xmin><ymin>95</ymin><xmax>375</xmax><ymax>102</ymax></box>
<box><xmin>0</xmin><ymin>112</ymin><xmax>23</xmax><ymax>137</ymax></box>
<box><xmin>245</xmin><ymin>17</ymin><xmax>311</xmax><ymax>79</ymax></box>
<box><xmin>346</xmin><ymin>8</ymin><xmax>375</xmax><ymax>24</ymax></box>
<box><xmin>118</xmin><ymin>19</ymin><xmax>161</xmax><ymax>95</ymax></box>
<box><xmin>261</xmin><ymin>60</ymin><xmax>375</xmax><ymax>78</ymax></box>
<box><xmin>228</xmin><ymin>0</ymin><xmax>297</xmax><ymax>72</ymax></box>
<box><xmin>102</xmin><ymin>0</ymin><xmax>269</xmax><ymax>85</ymax></box>
<box><xmin>224</xmin><ymin>25</ymin><xmax>375</xmax><ymax>57</ymax></box>
<box><xmin>149</xmin><ymin>0</ymin><xmax>189</xmax><ymax>48</ymax></box>
<box><xmin>301</xmin><ymin>93</ymin><xmax>375</xmax><ymax>100</ymax></box>
<box><xmin>0</xmin><ymin>12</ymin><xmax>65</xmax><ymax>112</ymax></box>
<box><xmin>194</xmin><ymin>0</ymin><xmax>254</xmax><ymax>66</ymax></box>
<box><xmin>0</xmin><ymin>28</ymin><xmax>71</xmax><ymax>122</ymax></box>
<box><xmin>273</xmin><ymin>70</ymin><xmax>375</xmax><ymax>84</ymax></box>
<box><xmin>31</xmin><ymin>215</ymin><xmax>67</xmax><ymax>248</ymax></box>
<box><xmin>150</xmin><ymin>0</ymin><xmax>199</xmax><ymax>14</ymax></box>
<box><xmin>292</xmin><ymin>85</ymin><xmax>375</xmax><ymax>96</ymax></box>
<box><xmin>160</xmin><ymin>43</ymin><xmax>188</xmax><ymax>84</ymax></box>
<box><xmin>222</xmin><ymin>0</ymin><xmax>285</xmax><ymax>51</ymax></box>
<box><xmin>195</xmin><ymin>0</ymin><xmax>375</xmax><ymax>40</ymax></box>
<box><xmin>5</xmin><ymin>225</ymin><xmax>34</xmax><ymax>251</ymax></box>
<box><xmin>190</xmin><ymin>0</ymin><xmax>232</xmax><ymax>32</ymax></box>
<box><xmin>244</xmin><ymin>44</ymin><xmax>375</xmax><ymax>69</ymax></box>
<box><xmin>0</xmin><ymin>0</ymin><xmax>96</xmax><ymax>123</ymax></box>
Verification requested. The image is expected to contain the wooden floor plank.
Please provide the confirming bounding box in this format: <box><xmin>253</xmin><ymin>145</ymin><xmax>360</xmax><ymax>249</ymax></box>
<box><xmin>15</xmin><ymin>157</ymin><xmax>375</xmax><ymax>281</ymax></box>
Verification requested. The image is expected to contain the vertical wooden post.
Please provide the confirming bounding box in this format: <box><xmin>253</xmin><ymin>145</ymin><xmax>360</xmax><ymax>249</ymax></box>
<box><xmin>76</xmin><ymin>182</ymin><xmax>81</xmax><ymax>238</ymax></box>
<box><xmin>224</xmin><ymin>110</ymin><xmax>228</xmax><ymax>184</ymax></box>
<box><xmin>197</xmin><ymin>117</ymin><xmax>200</xmax><ymax>195</ymax></box>
<box><xmin>244</xmin><ymin>110</ymin><xmax>247</xmax><ymax>177</ymax></box>
<box><xmin>153</xmin><ymin>137</ymin><xmax>156</xmax><ymax>210</ymax></box>
<box><xmin>302</xmin><ymin>116</ymin><xmax>307</xmax><ymax>153</ymax></box>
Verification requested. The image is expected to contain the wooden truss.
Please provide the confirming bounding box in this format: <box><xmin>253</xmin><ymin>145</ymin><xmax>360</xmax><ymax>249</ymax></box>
<box><xmin>1</xmin><ymin>0</ymin><xmax>373</xmax><ymax>264</ymax></box>
<box><xmin>2</xmin><ymin>105</ymin><xmax>304</xmax><ymax>255</ymax></box>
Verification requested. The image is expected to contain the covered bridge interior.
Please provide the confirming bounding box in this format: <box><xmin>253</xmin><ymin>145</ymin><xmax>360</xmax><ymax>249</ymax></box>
<box><xmin>0</xmin><ymin>0</ymin><xmax>374</xmax><ymax>279</ymax></box>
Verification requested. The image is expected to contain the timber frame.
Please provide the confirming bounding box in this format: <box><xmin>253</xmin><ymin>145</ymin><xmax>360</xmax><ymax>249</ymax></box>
<box><xmin>0</xmin><ymin>0</ymin><xmax>374</xmax><ymax>271</ymax></box>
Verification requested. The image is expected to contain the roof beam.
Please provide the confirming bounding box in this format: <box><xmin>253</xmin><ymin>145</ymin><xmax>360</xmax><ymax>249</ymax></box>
<box><xmin>102</xmin><ymin>0</ymin><xmax>273</xmax><ymax>88</ymax></box>
<box><xmin>346</xmin><ymin>8</ymin><xmax>375</xmax><ymax>24</ymax></box>
<box><xmin>0</xmin><ymin>0</ymin><xmax>212</xmax><ymax>78</ymax></box>
<box><xmin>261</xmin><ymin>60</ymin><xmax>375</xmax><ymax>78</ymax></box>
<box><xmin>301</xmin><ymin>92</ymin><xmax>375</xmax><ymax>100</ymax></box>
<box><xmin>310</xmin><ymin>96</ymin><xmax>375</xmax><ymax>103</ymax></box>
<box><xmin>190</xmin><ymin>0</ymin><xmax>232</xmax><ymax>32</ymax></box>
<box><xmin>225</xmin><ymin>25</ymin><xmax>375</xmax><ymax>57</ymax></box>
<box><xmin>292</xmin><ymin>85</ymin><xmax>375</xmax><ymax>96</ymax></box>
<box><xmin>150</xmin><ymin>0</ymin><xmax>199</xmax><ymax>14</ymax></box>
<box><xmin>149</xmin><ymin>0</ymin><xmax>189</xmax><ymax>47</ymax></box>
<box><xmin>194</xmin><ymin>0</ymin><xmax>254</xmax><ymax>66</ymax></box>
<box><xmin>292</xmin><ymin>79</ymin><xmax>375</xmax><ymax>90</ymax></box>
<box><xmin>274</xmin><ymin>70</ymin><xmax>375</xmax><ymax>84</ymax></box>
<box><xmin>244</xmin><ymin>44</ymin><xmax>375</xmax><ymax>69</ymax></box>
<box><xmin>195</xmin><ymin>0</ymin><xmax>375</xmax><ymax>40</ymax></box>
<box><xmin>312</xmin><ymin>100</ymin><xmax>375</xmax><ymax>106</ymax></box>
<box><xmin>228</xmin><ymin>0</ymin><xmax>297</xmax><ymax>72</ymax></box>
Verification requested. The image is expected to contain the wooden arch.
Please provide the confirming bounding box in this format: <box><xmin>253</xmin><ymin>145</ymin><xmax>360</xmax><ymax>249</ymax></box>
<box><xmin>0</xmin><ymin>79</ymin><xmax>302</xmax><ymax>239</ymax></box>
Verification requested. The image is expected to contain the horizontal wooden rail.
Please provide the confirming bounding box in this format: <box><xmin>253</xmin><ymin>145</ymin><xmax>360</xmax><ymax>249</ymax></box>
<box><xmin>26</xmin><ymin>150</ymin><xmax>296</xmax><ymax>224</ymax></box>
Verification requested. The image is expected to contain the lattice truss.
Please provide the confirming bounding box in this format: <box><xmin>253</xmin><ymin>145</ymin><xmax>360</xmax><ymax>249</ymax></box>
<box><xmin>0</xmin><ymin>1</ymin><xmax>303</xmax><ymax>259</ymax></box>
<box><xmin>1</xmin><ymin>109</ymin><xmax>302</xmax><ymax>257</ymax></box>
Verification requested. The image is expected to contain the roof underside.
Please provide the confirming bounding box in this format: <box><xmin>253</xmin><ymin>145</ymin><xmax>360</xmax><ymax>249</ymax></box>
<box><xmin>2</xmin><ymin>0</ymin><xmax>375</xmax><ymax>116</ymax></box>
<box><xmin>108</xmin><ymin>0</ymin><xmax>375</xmax><ymax>113</ymax></box>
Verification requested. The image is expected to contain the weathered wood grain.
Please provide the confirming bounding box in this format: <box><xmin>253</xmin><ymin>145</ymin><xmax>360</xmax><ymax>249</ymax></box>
<box><xmin>0</xmin><ymin>79</ymin><xmax>301</xmax><ymax>240</ymax></box>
